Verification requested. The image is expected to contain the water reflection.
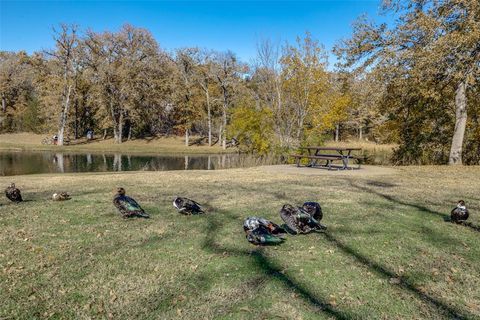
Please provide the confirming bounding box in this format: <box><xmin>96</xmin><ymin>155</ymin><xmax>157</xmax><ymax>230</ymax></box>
<box><xmin>0</xmin><ymin>151</ymin><xmax>283</xmax><ymax>176</ymax></box>
<box><xmin>0</xmin><ymin>149</ymin><xmax>391</xmax><ymax>176</ymax></box>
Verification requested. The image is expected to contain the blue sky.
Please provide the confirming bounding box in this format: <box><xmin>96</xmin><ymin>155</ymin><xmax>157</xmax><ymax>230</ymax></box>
<box><xmin>0</xmin><ymin>1</ymin><xmax>388</xmax><ymax>64</ymax></box>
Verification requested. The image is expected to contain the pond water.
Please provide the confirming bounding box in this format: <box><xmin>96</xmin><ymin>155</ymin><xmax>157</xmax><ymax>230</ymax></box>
<box><xmin>0</xmin><ymin>149</ymin><xmax>392</xmax><ymax>176</ymax></box>
<box><xmin>0</xmin><ymin>151</ymin><xmax>284</xmax><ymax>176</ymax></box>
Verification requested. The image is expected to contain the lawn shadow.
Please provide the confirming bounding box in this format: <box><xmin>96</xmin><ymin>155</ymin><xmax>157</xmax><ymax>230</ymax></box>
<box><xmin>348</xmin><ymin>180</ymin><xmax>449</xmax><ymax>220</ymax></box>
<box><xmin>444</xmin><ymin>218</ymin><xmax>480</xmax><ymax>233</ymax></box>
<box><xmin>349</xmin><ymin>180</ymin><xmax>479</xmax><ymax>236</ymax></box>
<box><xmin>366</xmin><ymin>180</ymin><xmax>398</xmax><ymax>188</ymax></box>
<box><xmin>321</xmin><ymin>232</ymin><xmax>472</xmax><ymax>319</ymax></box>
<box><xmin>199</xmin><ymin>206</ymin><xmax>355</xmax><ymax>319</ymax></box>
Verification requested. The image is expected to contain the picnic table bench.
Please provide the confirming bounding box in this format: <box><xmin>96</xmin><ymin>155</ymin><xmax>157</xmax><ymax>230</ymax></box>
<box><xmin>290</xmin><ymin>147</ymin><xmax>362</xmax><ymax>170</ymax></box>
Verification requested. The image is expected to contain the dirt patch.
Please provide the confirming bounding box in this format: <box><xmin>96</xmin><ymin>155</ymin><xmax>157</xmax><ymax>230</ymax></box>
<box><xmin>259</xmin><ymin>164</ymin><xmax>398</xmax><ymax>177</ymax></box>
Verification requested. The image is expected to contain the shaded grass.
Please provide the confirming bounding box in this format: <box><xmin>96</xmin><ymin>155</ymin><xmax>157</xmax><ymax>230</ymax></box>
<box><xmin>1</xmin><ymin>166</ymin><xmax>479</xmax><ymax>319</ymax></box>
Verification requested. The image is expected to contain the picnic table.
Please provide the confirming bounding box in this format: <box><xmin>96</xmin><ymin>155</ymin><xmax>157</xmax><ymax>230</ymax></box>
<box><xmin>290</xmin><ymin>147</ymin><xmax>362</xmax><ymax>170</ymax></box>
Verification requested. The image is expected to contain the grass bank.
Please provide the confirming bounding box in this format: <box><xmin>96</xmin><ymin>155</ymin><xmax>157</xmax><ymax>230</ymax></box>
<box><xmin>1</xmin><ymin>165</ymin><xmax>479</xmax><ymax>319</ymax></box>
<box><xmin>0</xmin><ymin>133</ymin><xmax>233</xmax><ymax>154</ymax></box>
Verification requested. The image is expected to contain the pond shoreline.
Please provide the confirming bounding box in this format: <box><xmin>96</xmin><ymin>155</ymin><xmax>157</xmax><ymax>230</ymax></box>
<box><xmin>0</xmin><ymin>150</ymin><xmax>284</xmax><ymax>176</ymax></box>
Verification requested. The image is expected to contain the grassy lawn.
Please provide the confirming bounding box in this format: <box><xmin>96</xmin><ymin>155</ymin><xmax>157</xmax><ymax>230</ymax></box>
<box><xmin>1</xmin><ymin>165</ymin><xmax>479</xmax><ymax>319</ymax></box>
<box><xmin>0</xmin><ymin>133</ymin><xmax>232</xmax><ymax>154</ymax></box>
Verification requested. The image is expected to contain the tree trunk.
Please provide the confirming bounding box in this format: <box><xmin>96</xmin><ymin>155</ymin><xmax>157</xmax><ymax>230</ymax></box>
<box><xmin>113</xmin><ymin>112</ymin><xmax>124</xmax><ymax>144</ymax></box>
<box><xmin>335</xmin><ymin>124</ymin><xmax>340</xmax><ymax>142</ymax></box>
<box><xmin>218</xmin><ymin>124</ymin><xmax>222</xmax><ymax>148</ymax></box>
<box><xmin>74</xmin><ymin>99</ymin><xmax>78</xmax><ymax>140</ymax></box>
<box><xmin>449</xmin><ymin>81</ymin><xmax>467</xmax><ymax>165</ymax></box>
<box><xmin>359</xmin><ymin>125</ymin><xmax>363</xmax><ymax>140</ymax></box>
<box><xmin>2</xmin><ymin>96</ymin><xmax>6</xmax><ymax>113</ymax></box>
<box><xmin>127</xmin><ymin>124</ymin><xmax>132</xmax><ymax>141</ymax></box>
<box><xmin>222</xmin><ymin>87</ymin><xmax>228</xmax><ymax>150</ymax></box>
<box><xmin>206</xmin><ymin>90</ymin><xmax>212</xmax><ymax>147</ymax></box>
<box><xmin>185</xmin><ymin>128</ymin><xmax>189</xmax><ymax>146</ymax></box>
<box><xmin>57</xmin><ymin>84</ymin><xmax>73</xmax><ymax>146</ymax></box>
<box><xmin>103</xmin><ymin>129</ymin><xmax>107</xmax><ymax>140</ymax></box>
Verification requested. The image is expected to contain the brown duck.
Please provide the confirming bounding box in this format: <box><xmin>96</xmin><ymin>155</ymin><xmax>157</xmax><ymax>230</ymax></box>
<box><xmin>52</xmin><ymin>192</ymin><xmax>71</xmax><ymax>201</ymax></box>
<box><xmin>5</xmin><ymin>183</ymin><xmax>22</xmax><ymax>203</ymax></box>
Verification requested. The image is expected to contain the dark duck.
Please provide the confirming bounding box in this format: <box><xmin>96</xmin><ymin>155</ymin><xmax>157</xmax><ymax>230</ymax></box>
<box><xmin>243</xmin><ymin>217</ymin><xmax>286</xmax><ymax>245</ymax></box>
<box><xmin>451</xmin><ymin>200</ymin><xmax>469</xmax><ymax>223</ymax></box>
<box><xmin>173</xmin><ymin>197</ymin><xmax>204</xmax><ymax>215</ymax></box>
<box><xmin>113</xmin><ymin>187</ymin><xmax>150</xmax><ymax>219</ymax></box>
<box><xmin>280</xmin><ymin>202</ymin><xmax>326</xmax><ymax>234</ymax></box>
<box><xmin>5</xmin><ymin>183</ymin><xmax>22</xmax><ymax>203</ymax></box>
<box><xmin>301</xmin><ymin>201</ymin><xmax>327</xmax><ymax>230</ymax></box>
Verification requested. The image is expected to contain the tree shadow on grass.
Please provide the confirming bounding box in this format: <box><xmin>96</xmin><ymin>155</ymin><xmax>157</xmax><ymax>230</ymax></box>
<box><xmin>349</xmin><ymin>180</ymin><xmax>449</xmax><ymax>218</ymax></box>
<box><xmin>349</xmin><ymin>180</ymin><xmax>480</xmax><ymax>234</ymax></box>
<box><xmin>321</xmin><ymin>232</ymin><xmax>472</xmax><ymax>320</ymax></box>
<box><xmin>200</xmin><ymin>207</ymin><xmax>355</xmax><ymax>320</ymax></box>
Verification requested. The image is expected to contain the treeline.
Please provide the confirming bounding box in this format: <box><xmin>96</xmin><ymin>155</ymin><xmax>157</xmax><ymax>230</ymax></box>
<box><xmin>1</xmin><ymin>0</ymin><xmax>479</xmax><ymax>164</ymax></box>
<box><xmin>0</xmin><ymin>25</ymin><xmax>363</xmax><ymax>152</ymax></box>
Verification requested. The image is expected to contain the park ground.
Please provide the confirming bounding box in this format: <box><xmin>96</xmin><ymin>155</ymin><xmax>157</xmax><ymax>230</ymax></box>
<box><xmin>0</xmin><ymin>133</ymin><xmax>231</xmax><ymax>155</ymax></box>
<box><xmin>0</xmin><ymin>133</ymin><xmax>395</xmax><ymax>156</ymax></box>
<box><xmin>1</xmin><ymin>165</ymin><xmax>479</xmax><ymax>319</ymax></box>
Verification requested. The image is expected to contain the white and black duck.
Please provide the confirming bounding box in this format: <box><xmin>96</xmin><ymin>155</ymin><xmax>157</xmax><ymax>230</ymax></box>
<box><xmin>5</xmin><ymin>183</ymin><xmax>22</xmax><ymax>203</ymax></box>
<box><xmin>173</xmin><ymin>197</ymin><xmax>204</xmax><ymax>215</ymax></box>
<box><xmin>113</xmin><ymin>187</ymin><xmax>150</xmax><ymax>219</ymax></box>
<box><xmin>451</xmin><ymin>200</ymin><xmax>469</xmax><ymax>223</ymax></box>
<box><xmin>52</xmin><ymin>192</ymin><xmax>71</xmax><ymax>201</ymax></box>
<box><xmin>280</xmin><ymin>203</ymin><xmax>326</xmax><ymax>234</ymax></box>
<box><xmin>243</xmin><ymin>217</ymin><xmax>286</xmax><ymax>245</ymax></box>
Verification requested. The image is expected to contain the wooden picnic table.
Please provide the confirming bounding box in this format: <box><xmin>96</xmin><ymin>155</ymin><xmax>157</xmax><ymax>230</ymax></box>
<box><xmin>290</xmin><ymin>147</ymin><xmax>362</xmax><ymax>170</ymax></box>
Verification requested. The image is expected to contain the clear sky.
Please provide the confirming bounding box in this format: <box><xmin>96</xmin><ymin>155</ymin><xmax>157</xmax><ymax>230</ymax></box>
<box><xmin>0</xmin><ymin>1</ymin><xmax>388</xmax><ymax>64</ymax></box>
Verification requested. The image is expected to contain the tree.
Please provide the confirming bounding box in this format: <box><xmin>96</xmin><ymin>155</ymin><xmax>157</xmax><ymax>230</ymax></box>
<box><xmin>46</xmin><ymin>24</ymin><xmax>80</xmax><ymax>145</ymax></box>
<box><xmin>335</xmin><ymin>0</ymin><xmax>480</xmax><ymax>164</ymax></box>
<box><xmin>174</xmin><ymin>48</ymin><xmax>202</xmax><ymax>146</ymax></box>
<box><xmin>192</xmin><ymin>49</ymin><xmax>216</xmax><ymax>147</ymax></box>
<box><xmin>84</xmin><ymin>24</ymin><xmax>161</xmax><ymax>143</ymax></box>
<box><xmin>212</xmin><ymin>51</ymin><xmax>244</xmax><ymax>149</ymax></box>
<box><xmin>280</xmin><ymin>33</ymin><xmax>329</xmax><ymax>143</ymax></box>
<box><xmin>0</xmin><ymin>51</ymin><xmax>37</xmax><ymax>132</ymax></box>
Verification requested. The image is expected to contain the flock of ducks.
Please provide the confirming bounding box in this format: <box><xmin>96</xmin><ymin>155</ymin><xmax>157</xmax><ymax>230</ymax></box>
<box><xmin>4</xmin><ymin>183</ymin><xmax>472</xmax><ymax>244</ymax></box>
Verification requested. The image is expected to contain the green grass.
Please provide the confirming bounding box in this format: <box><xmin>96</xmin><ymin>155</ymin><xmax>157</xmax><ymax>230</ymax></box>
<box><xmin>0</xmin><ymin>133</ymin><xmax>233</xmax><ymax>154</ymax></box>
<box><xmin>1</xmin><ymin>166</ymin><xmax>479</xmax><ymax>319</ymax></box>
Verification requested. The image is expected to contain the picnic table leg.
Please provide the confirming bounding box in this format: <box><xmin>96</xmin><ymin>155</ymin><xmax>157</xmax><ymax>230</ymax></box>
<box><xmin>346</xmin><ymin>150</ymin><xmax>353</xmax><ymax>169</ymax></box>
<box><xmin>307</xmin><ymin>148</ymin><xmax>318</xmax><ymax>167</ymax></box>
<box><xmin>338</xmin><ymin>150</ymin><xmax>347</xmax><ymax>169</ymax></box>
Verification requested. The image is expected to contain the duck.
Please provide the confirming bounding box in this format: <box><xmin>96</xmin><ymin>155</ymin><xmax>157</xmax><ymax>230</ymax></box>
<box><xmin>243</xmin><ymin>217</ymin><xmax>286</xmax><ymax>245</ymax></box>
<box><xmin>52</xmin><ymin>192</ymin><xmax>71</xmax><ymax>201</ymax></box>
<box><xmin>451</xmin><ymin>200</ymin><xmax>469</xmax><ymax>223</ymax></box>
<box><xmin>5</xmin><ymin>183</ymin><xmax>22</xmax><ymax>203</ymax></box>
<box><xmin>113</xmin><ymin>187</ymin><xmax>150</xmax><ymax>219</ymax></box>
<box><xmin>302</xmin><ymin>201</ymin><xmax>327</xmax><ymax>230</ymax></box>
<box><xmin>280</xmin><ymin>203</ymin><xmax>325</xmax><ymax>234</ymax></box>
<box><xmin>173</xmin><ymin>197</ymin><xmax>204</xmax><ymax>215</ymax></box>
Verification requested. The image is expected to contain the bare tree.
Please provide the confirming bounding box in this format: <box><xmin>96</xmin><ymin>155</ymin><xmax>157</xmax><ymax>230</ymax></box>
<box><xmin>47</xmin><ymin>24</ymin><xmax>79</xmax><ymax>145</ymax></box>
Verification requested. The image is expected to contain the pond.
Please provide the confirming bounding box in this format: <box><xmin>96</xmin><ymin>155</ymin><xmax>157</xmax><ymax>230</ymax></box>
<box><xmin>0</xmin><ymin>151</ymin><xmax>284</xmax><ymax>176</ymax></box>
<box><xmin>0</xmin><ymin>149</ymin><xmax>392</xmax><ymax>176</ymax></box>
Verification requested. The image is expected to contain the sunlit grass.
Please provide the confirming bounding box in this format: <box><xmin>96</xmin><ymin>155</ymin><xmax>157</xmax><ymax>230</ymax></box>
<box><xmin>1</xmin><ymin>165</ymin><xmax>479</xmax><ymax>319</ymax></box>
<box><xmin>0</xmin><ymin>133</ymin><xmax>232</xmax><ymax>154</ymax></box>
